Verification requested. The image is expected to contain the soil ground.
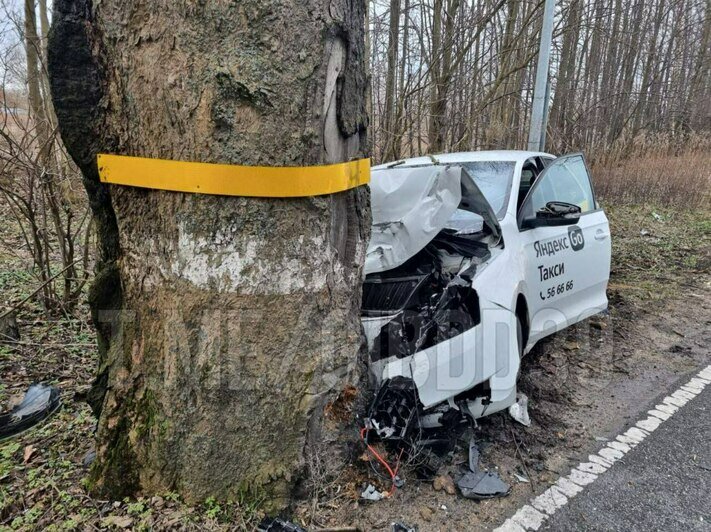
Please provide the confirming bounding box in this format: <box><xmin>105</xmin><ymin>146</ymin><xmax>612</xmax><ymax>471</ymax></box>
<box><xmin>1</xmin><ymin>201</ymin><xmax>709</xmax><ymax>531</ymax></box>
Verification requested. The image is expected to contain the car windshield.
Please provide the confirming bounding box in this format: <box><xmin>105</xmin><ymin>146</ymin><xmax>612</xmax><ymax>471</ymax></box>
<box><xmin>460</xmin><ymin>161</ymin><xmax>516</xmax><ymax>219</ymax></box>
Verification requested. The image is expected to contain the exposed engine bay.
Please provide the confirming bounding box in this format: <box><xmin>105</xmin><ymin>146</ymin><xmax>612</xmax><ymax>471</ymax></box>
<box><xmin>362</xmin><ymin>229</ymin><xmax>490</xmax><ymax>362</ymax></box>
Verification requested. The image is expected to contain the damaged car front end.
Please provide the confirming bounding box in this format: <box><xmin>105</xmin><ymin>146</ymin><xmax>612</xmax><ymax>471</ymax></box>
<box><xmin>362</xmin><ymin>164</ymin><xmax>521</xmax><ymax>428</ymax></box>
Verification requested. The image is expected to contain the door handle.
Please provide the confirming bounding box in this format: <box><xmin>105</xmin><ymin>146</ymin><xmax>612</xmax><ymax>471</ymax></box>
<box><xmin>594</xmin><ymin>230</ymin><xmax>609</xmax><ymax>241</ymax></box>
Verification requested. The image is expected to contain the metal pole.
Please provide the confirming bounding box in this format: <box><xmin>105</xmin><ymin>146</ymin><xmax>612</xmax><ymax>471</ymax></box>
<box><xmin>540</xmin><ymin>75</ymin><xmax>551</xmax><ymax>151</ymax></box>
<box><xmin>528</xmin><ymin>0</ymin><xmax>556</xmax><ymax>152</ymax></box>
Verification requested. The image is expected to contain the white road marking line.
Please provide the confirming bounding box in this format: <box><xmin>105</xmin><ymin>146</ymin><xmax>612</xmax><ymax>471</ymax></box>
<box><xmin>567</xmin><ymin>468</ymin><xmax>597</xmax><ymax>486</ymax></box>
<box><xmin>493</xmin><ymin>364</ymin><xmax>711</xmax><ymax>531</ymax></box>
<box><xmin>599</xmin><ymin>446</ymin><xmax>624</xmax><ymax>462</ymax></box>
<box><xmin>685</xmin><ymin>378</ymin><xmax>707</xmax><ymax>390</ymax></box>
<box><xmin>553</xmin><ymin>477</ymin><xmax>583</xmax><ymax>497</ymax></box>
<box><xmin>496</xmin><ymin>519</ymin><xmax>527</xmax><ymax>532</ymax></box>
<box><xmin>636</xmin><ymin>416</ymin><xmax>662</xmax><ymax>432</ymax></box>
<box><xmin>672</xmin><ymin>389</ymin><xmax>697</xmax><ymax>401</ymax></box>
<box><xmin>648</xmin><ymin>408</ymin><xmax>671</xmax><ymax>421</ymax></box>
<box><xmin>532</xmin><ymin>488</ymin><xmax>568</xmax><ymax>515</ymax></box>
<box><xmin>588</xmin><ymin>454</ymin><xmax>613</xmax><ymax>467</ymax></box>
<box><xmin>576</xmin><ymin>461</ymin><xmax>607</xmax><ymax>475</ymax></box>
<box><xmin>655</xmin><ymin>403</ymin><xmax>677</xmax><ymax>415</ymax></box>
<box><xmin>511</xmin><ymin>505</ymin><xmax>547</xmax><ymax>530</ymax></box>
<box><xmin>607</xmin><ymin>440</ymin><xmax>631</xmax><ymax>453</ymax></box>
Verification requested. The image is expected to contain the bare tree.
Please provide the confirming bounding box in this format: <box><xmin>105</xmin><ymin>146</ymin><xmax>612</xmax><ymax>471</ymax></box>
<box><xmin>367</xmin><ymin>0</ymin><xmax>711</xmax><ymax>161</ymax></box>
<box><xmin>0</xmin><ymin>0</ymin><xmax>91</xmax><ymax>312</ymax></box>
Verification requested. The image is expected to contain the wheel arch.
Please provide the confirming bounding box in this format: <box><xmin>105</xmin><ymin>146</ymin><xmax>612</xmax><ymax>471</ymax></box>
<box><xmin>515</xmin><ymin>293</ymin><xmax>530</xmax><ymax>348</ymax></box>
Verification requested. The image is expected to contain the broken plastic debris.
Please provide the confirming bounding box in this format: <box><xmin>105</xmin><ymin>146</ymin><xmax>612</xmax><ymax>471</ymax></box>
<box><xmin>513</xmin><ymin>472</ymin><xmax>530</xmax><ymax>483</ymax></box>
<box><xmin>257</xmin><ymin>517</ymin><xmax>306</xmax><ymax>532</ymax></box>
<box><xmin>468</xmin><ymin>436</ymin><xmax>480</xmax><ymax>471</ymax></box>
<box><xmin>458</xmin><ymin>436</ymin><xmax>511</xmax><ymax>499</ymax></box>
<box><xmin>367</xmin><ymin>377</ymin><xmax>418</xmax><ymax>442</ymax></box>
<box><xmin>0</xmin><ymin>383</ymin><xmax>61</xmax><ymax>441</ymax></box>
<box><xmin>508</xmin><ymin>393</ymin><xmax>531</xmax><ymax>426</ymax></box>
<box><xmin>458</xmin><ymin>470</ymin><xmax>511</xmax><ymax>499</ymax></box>
<box><xmin>361</xmin><ymin>483</ymin><xmax>386</xmax><ymax>501</ymax></box>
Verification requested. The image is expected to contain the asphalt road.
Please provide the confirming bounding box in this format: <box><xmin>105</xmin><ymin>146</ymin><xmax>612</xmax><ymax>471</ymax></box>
<box><xmin>540</xmin><ymin>377</ymin><xmax>711</xmax><ymax>531</ymax></box>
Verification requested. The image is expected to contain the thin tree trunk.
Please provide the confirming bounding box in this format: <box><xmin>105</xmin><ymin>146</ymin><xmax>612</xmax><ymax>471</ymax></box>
<box><xmin>382</xmin><ymin>0</ymin><xmax>401</xmax><ymax>160</ymax></box>
<box><xmin>49</xmin><ymin>0</ymin><xmax>369</xmax><ymax>509</ymax></box>
<box><xmin>24</xmin><ymin>0</ymin><xmax>51</xmax><ymax>165</ymax></box>
<box><xmin>549</xmin><ymin>0</ymin><xmax>581</xmax><ymax>151</ymax></box>
<box><xmin>428</xmin><ymin>0</ymin><xmax>460</xmax><ymax>153</ymax></box>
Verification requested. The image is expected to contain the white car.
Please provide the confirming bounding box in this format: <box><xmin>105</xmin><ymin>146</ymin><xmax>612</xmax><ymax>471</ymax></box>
<box><xmin>362</xmin><ymin>151</ymin><xmax>611</xmax><ymax>425</ymax></box>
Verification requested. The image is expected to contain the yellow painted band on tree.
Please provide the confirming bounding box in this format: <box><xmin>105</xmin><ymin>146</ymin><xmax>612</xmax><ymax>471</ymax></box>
<box><xmin>97</xmin><ymin>154</ymin><xmax>370</xmax><ymax>197</ymax></box>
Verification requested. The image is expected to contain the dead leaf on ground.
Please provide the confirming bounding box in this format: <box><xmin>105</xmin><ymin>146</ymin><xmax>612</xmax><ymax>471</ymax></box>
<box><xmin>23</xmin><ymin>444</ymin><xmax>36</xmax><ymax>463</ymax></box>
<box><xmin>101</xmin><ymin>515</ymin><xmax>134</xmax><ymax>529</ymax></box>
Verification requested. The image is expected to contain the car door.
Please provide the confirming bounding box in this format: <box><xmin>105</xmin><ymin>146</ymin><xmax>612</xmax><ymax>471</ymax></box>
<box><xmin>517</xmin><ymin>153</ymin><xmax>611</xmax><ymax>344</ymax></box>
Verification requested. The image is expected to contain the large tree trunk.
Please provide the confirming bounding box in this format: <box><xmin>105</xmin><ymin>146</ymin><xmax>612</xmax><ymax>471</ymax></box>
<box><xmin>48</xmin><ymin>0</ymin><xmax>369</xmax><ymax>509</ymax></box>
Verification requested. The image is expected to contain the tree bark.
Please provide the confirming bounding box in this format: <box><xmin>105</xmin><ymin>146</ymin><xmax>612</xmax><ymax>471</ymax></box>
<box><xmin>48</xmin><ymin>0</ymin><xmax>369</xmax><ymax>509</ymax></box>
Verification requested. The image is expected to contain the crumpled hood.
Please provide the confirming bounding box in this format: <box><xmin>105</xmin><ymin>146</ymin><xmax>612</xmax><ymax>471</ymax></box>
<box><xmin>365</xmin><ymin>164</ymin><xmax>500</xmax><ymax>275</ymax></box>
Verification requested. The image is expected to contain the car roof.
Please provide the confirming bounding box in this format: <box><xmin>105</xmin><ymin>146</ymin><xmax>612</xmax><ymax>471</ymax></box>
<box><xmin>372</xmin><ymin>150</ymin><xmax>556</xmax><ymax>170</ymax></box>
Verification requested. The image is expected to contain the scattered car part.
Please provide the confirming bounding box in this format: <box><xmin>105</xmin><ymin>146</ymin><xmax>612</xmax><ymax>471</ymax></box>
<box><xmin>257</xmin><ymin>517</ymin><xmax>307</xmax><ymax>532</ymax></box>
<box><xmin>468</xmin><ymin>435</ymin><xmax>480</xmax><ymax>472</ymax></box>
<box><xmin>367</xmin><ymin>377</ymin><xmax>418</xmax><ymax>442</ymax></box>
<box><xmin>513</xmin><ymin>472</ymin><xmax>530</xmax><ymax>483</ymax></box>
<box><xmin>456</xmin><ymin>437</ymin><xmax>511</xmax><ymax>500</ymax></box>
<box><xmin>457</xmin><ymin>470</ymin><xmax>511</xmax><ymax>500</ymax></box>
<box><xmin>508</xmin><ymin>393</ymin><xmax>532</xmax><ymax>426</ymax></box>
<box><xmin>360</xmin><ymin>484</ymin><xmax>386</xmax><ymax>501</ymax></box>
<box><xmin>364</xmin><ymin>377</ymin><xmax>470</xmax><ymax>483</ymax></box>
<box><xmin>360</xmin><ymin>381</ymin><xmax>414</xmax><ymax>499</ymax></box>
<box><xmin>0</xmin><ymin>383</ymin><xmax>61</xmax><ymax>441</ymax></box>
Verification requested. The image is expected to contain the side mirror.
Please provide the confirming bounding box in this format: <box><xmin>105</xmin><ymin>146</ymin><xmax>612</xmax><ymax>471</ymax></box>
<box><xmin>521</xmin><ymin>201</ymin><xmax>581</xmax><ymax>229</ymax></box>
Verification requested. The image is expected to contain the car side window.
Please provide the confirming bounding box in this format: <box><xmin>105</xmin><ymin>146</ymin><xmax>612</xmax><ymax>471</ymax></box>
<box><xmin>517</xmin><ymin>158</ymin><xmax>543</xmax><ymax>210</ymax></box>
<box><xmin>520</xmin><ymin>154</ymin><xmax>595</xmax><ymax>220</ymax></box>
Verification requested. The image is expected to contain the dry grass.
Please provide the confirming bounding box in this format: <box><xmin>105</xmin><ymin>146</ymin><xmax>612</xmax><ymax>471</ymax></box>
<box><xmin>589</xmin><ymin>131</ymin><xmax>711</xmax><ymax>208</ymax></box>
<box><xmin>592</xmin><ymin>150</ymin><xmax>711</xmax><ymax>208</ymax></box>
